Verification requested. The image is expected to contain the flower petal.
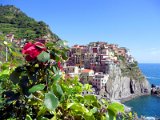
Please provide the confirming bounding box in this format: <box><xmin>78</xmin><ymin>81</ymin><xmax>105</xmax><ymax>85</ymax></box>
<box><xmin>35</xmin><ymin>42</ymin><xmax>46</xmax><ymax>50</ymax></box>
<box><xmin>25</xmin><ymin>55</ymin><xmax>35</xmax><ymax>61</ymax></box>
<box><xmin>23</xmin><ymin>42</ymin><xmax>33</xmax><ymax>50</ymax></box>
<box><xmin>22</xmin><ymin>46</ymin><xmax>36</xmax><ymax>54</ymax></box>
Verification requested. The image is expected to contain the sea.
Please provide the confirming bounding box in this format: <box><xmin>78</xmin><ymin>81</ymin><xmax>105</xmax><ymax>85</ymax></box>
<box><xmin>124</xmin><ymin>63</ymin><xmax>160</xmax><ymax>118</ymax></box>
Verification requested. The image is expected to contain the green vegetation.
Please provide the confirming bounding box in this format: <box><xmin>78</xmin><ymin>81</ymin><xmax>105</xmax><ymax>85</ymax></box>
<box><xmin>0</xmin><ymin>5</ymin><xmax>60</xmax><ymax>41</ymax></box>
<box><xmin>120</xmin><ymin>60</ymin><xmax>144</xmax><ymax>80</ymax></box>
<box><xmin>0</xmin><ymin>34</ymin><xmax>24</xmax><ymax>64</ymax></box>
<box><xmin>118</xmin><ymin>55</ymin><xmax>126</xmax><ymax>63</ymax></box>
<box><xmin>117</xmin><ymin>54</ymin><xmax>144</xmax><ymax>80</ymax></box>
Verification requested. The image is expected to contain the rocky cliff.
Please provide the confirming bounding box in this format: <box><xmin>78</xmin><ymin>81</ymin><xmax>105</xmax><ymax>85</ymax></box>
<box><xmin>103</xmin><ymin>62</ymin><xmax>151</xmax><ymax>100</ymax></box>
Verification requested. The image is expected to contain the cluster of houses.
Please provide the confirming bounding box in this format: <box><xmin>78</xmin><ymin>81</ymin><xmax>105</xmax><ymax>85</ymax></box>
<box><xmin>3</xmin><ymin>33</ymin><xmax>26</xmax><ymax>47</ymax></box>
<box><xmin>64</xmin><ymin>42</ymin><xmax>135</xmax><ymax>90</ymax></box>
<box><xmin>4</xmin><ymin>33</ymin><xmax>49</xmax><ymax>47</ymax></box>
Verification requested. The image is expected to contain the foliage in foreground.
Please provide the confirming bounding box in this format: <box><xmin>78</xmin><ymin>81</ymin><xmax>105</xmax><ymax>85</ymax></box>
<box><xmin>0</xmin><ymin>40</ymin><xmax>135</xmax><ymax>120</ymax></box>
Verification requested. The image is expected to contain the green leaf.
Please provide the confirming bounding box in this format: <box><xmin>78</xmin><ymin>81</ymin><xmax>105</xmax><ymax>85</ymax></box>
<box><xmin>29</xmin><ymin>84</ymin><xmax>45</xmax><ymax>93</ymax></box>
<box><xmin>37</xmin><ymin>106</ymin><xmax>47</xmax><ymax>117</ymax></box>
<box><xmin>0</xmin><ymin>69</ymin><xmax>10</xmax><ymax>76</ymax></box>
<box><xmin>53</xmin><ymin>74</ymin><xmax>61</xmax><ymax>83</ymax></box>
<box><xmin>61</xmin><ymin>52</ymin><xmax>68</xmax><ymax>60</ymax></box>
<box><xmin>67</xmin><ymin>103</ymin><xmax>95</xmax><ymax>119</ymax></box>
<box><xmin>84</xmin><ymin>84</ymin><xmax>92</xmax><ymax>91</ymax></box>
<box><xmin>75</xmin><ymin>94</ymin><xmax>84</xmax><ymax>102</ymax></box>
<box><xmin>129</xmin><ymin>112</ymin><xmax>133</xmax><ymax>118</ymax></box>
<box><xmin>44</xmin><ymin>92</ymin><xmax>59</xmax><ymax>111</ymax></box>
<box><xmin>90</xmin><ymin>107</ymin><xmax>98</xmax><ymax>114</ymax></box>
<box><xmin>101</xmin><ymin>114</ymin><xmax>109</xmax><ymax>120</ymax></box>
<box><xmin>10</xmin><ymin>51</ymin><xmax>22</xmax><ymax>57</ymax></box>
<box><xmin>52</xmin><ymin>66</ymin><xmax>58</xmax><ymax>74</ymax></box>
<box><xmin>25</xmin><ymin>114</ymin><xmax>32</xmax><ymax>120</ymax></box>
<box><xmin>108</xmin><ymin>110</ymin><xmax>116</xmax><ymax>120</ymax></box>
<box><xmin>67</xmin><ymin>103</ymin><xmax>89</xmax><ymax>113</ymax></box>
<box><xmin>52</xmin><ymin>83</ymin><xmax>63</xmax><ymax>98</ymax></box>
<box><xmin>0</xmin><ymin>69</ymin><xmax>10</xmax><ymax>80</ymax></box>
<box><xmin>84</xmin><ymin>94</ymin><xmax>97</xmax><ymax>103</ymax></box>
<box><xmin>55</xmin><ymin>53</ymin><xmax>61</xmax><ymax>61</ymax></box>
<box><xmin>37</xmin><ymin>51</ymin><xmax>50</xmax><ymax>62</ymax></box>
<box><xmin>101</xmin><ymin>99</ymin><xmax>109</xmax><ymax>106</ymax></box>
<box><xmin>107</xmin><ymin>102</ymin><xmax>124</xmax><ymax>115</ymax></box>
<box><xmin>39</xmin><ymin>117</ymin><xmax>49</xmax><ymax>120</ymax></box>
<box><xmin>1</xmin><ymin>62</ymin><xmax>10</xmax><ymax>70</ymax></box>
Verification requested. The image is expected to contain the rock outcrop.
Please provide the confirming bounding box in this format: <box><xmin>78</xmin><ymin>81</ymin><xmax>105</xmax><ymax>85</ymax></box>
<box><xmin>103</xmin><ymin>62</ymin><xmax>150</xmax><ymax>100</ymax></box>
<box><xmin>151</xmin><ymin>84</ymin><xmax>160</xmax><ymax>97</ymax></box>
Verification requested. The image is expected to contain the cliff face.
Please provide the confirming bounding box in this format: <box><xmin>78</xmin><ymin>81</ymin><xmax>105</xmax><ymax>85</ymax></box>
<box><xmin>104</xmin><ymin>63</ymin><xmax>151</xmax><ymax>100</ymax></box>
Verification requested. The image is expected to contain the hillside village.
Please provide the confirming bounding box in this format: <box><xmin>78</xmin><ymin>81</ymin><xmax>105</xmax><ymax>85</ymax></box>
<box><xmin>64</xmin><ymin>42</ymin><xmax>135</xmax><ymax>91</ymax></box>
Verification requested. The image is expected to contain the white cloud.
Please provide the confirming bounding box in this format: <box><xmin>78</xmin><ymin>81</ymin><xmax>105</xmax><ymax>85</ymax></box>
<box><xmin>150</xmin><ymin>48</ymin><xmax>160</xmax><ymax>56</ymax></box>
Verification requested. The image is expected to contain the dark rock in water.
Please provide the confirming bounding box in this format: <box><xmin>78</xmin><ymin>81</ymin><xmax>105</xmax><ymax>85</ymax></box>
<box><xmin>151</xmin><ymin>85</ymin><xmax>160</xmax><ymax>96</ymax></box>
<box><xmin>151</xmin><ymin>84</ymin><xmax>156</xmax><ymax>88</ymax></box>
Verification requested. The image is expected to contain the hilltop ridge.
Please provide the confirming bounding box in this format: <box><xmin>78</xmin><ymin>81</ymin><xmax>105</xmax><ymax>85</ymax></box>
<box><xmin>0</xmin><ymin>5</ymin><xmax>60</xmax><ymax>41</ymax></box>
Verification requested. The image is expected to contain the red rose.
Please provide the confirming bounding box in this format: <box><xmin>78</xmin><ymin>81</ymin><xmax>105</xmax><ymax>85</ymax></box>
<box><xmin>57</xmin><ymin>61</ymin><xmax>63</xmax><ymax>70</ymax></box>
<box><xmin>22</xmin><ymin>42</ymin><xmax>46</xmax><ymax>61</ymax></box>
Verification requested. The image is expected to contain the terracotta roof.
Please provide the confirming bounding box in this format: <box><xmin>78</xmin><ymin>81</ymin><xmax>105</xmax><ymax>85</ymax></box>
<box><xmin>81</xmin><ymin>69</ymin><xmax>93</xmax><ymax>73</ymax></box>
<box><xmin>73</xmin><ymin>46</ymin><xmax>80</xmax><ymax>48</ymax></box>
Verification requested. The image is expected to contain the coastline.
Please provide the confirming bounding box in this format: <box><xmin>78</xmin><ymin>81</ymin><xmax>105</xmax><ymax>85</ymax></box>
<box><xmin>121</xmin><ymin>64</ymin><xmax>160</xmax><ymax>117</ymax></box>
<box><xmin>116</xmin><ymin>94</ymin><xmax>151</xmax><ymax>113</ymax></box>
<box><xmin>118</xmin><ymin>93</ymin><xmax>151</xmax><ymax>103</ymax></box>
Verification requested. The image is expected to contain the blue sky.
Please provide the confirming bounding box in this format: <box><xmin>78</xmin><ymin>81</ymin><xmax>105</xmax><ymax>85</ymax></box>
<box><xmin>1</xmin><ymin>0</ymin><xmax>160</xmax><ymax>63</ymax></box>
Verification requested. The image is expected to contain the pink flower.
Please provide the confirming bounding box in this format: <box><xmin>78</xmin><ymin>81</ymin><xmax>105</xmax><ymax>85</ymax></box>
<box><xmin>22</xmin><ymin>42</ymin><xmax>46</xmax><ymax>61</ymax></box>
